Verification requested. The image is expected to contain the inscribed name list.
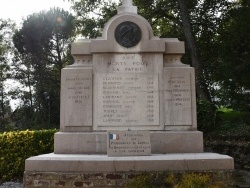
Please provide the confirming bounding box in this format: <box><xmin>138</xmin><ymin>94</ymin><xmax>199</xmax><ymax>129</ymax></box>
<box><xmin>96</xmin><ymin>73</ymin><xmax>159</xmax><ymax>126</ymax></box>
<box><xmin>164</xmin><ymin>70</ymin><xmax>192</xmax><ymax>125</ymax></box>
<box><xmin>61</xmin><ymin>70</ymin><xmax>92</xmax><ymax>126</ymax></box>
<box><xmin>107</xmin><ymin>130</ymin><xmax>151</xmax><ymax>156</ymax></box>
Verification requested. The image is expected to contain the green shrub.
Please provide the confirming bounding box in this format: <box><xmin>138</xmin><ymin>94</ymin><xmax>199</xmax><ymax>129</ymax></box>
<box><xmin>172</xmin><ymin>173</ymin><xmax>223</xmax><ymax>188</ymax></box>
<box><xmin>126</xmin><ymin>172</ymin><xmax>225</xmax><ymax>188</ymax></box>
<box><xmin>125</xmin><ymin>173</ymin><xmax>167</xmax><ymax>188</ymax></box>
<box><xmin>0</xmin><ymin>129</ymin><xmax>57</xmax><ymax>181</ymax></box>
<box><xmin>197</xmin><ymin>100</ymin><xmax>218</xmax><ymax>132</ymax></box>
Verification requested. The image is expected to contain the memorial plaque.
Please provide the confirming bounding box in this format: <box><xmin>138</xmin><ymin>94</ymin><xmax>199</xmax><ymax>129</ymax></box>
<box><xmin>96</xmin><ymin>73</ymin><xmax>159</xmax><ymax>127</ymax></box>
<box><xmin>164</xmin><ymin>69</ymin><xmax>193</xmax><ymax>126</ymax></box>
<box><xmin>107</xmin><ymin>130</ymin><xmax>151</xmax><ymax>156</ymax></box>
<box><xmin>60</xmin><ymin>69</ymin><xmax>92</xmax><ymax>127</ymax></box>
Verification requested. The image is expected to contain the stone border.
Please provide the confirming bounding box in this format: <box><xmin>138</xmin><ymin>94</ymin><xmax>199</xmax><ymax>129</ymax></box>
<box><xmin>24</xmin><ymin>170</ymin><xmax>235</xmax><ymax>188</ymax></box>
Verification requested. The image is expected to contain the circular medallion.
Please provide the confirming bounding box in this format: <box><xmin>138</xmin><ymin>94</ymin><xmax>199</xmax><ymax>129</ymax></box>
<box><xmin>115</xmin><ymin>21</ymin><xmax>142</xmax><ymax>48</ymax></box>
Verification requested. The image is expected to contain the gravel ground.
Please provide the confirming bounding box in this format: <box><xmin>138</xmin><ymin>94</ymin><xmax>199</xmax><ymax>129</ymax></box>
<box><xmin>0</xmin><ymin>182</ymin><xmax>23</xmax><ymax>188</ymax></box>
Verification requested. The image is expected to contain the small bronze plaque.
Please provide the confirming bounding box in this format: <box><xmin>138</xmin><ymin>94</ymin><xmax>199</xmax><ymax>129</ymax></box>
<box><xmin>115</xmin><ymin>21</ymin><xmax>142</xmax><ymax>48</ymax></box>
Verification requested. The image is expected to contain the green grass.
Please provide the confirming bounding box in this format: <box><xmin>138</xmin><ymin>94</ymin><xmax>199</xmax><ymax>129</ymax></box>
<box><xmin>217</xmin><ymin>107</ymin><xmax>234</xmax><ymax>113</ymax></box>
<box><xmin>215</xmin><ymin>108</ymin><xmax>250</xmax><ymax>131</ymax></box>
<box><xmin>204</xmin><ymin>108</ymin><xmax>250</xmax><ymax>171</ymax></box>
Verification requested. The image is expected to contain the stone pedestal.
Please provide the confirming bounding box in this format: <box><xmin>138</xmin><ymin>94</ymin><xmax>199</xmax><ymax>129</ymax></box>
<box><xmin>54</xmin><ymin>131</ymin><xmax>204</xmax><ymax>154</ymax></box>
<box><xmin>24</xmin><ymin>153</ymin><xmax>234</xmax><ymax>187</ymax></box>
<box><xmin>25</xmin><ymin>153</ymin><xmax>234</xmax><ymax>172</ymax></box>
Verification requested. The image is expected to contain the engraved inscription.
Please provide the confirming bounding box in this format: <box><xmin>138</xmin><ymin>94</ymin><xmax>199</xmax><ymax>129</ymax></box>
<box><xmin>97</xmin><ymin>73</ymin><xmax>159</xmax><ymax>126</ymax></box>
<box><xmin>107</xmin><ymin>130</ymin><xmax>151</xmax><ymax>156</ymax></box>
<box><xmin>73</xmin><ymin>55</ymin><xmax>92</xmax><ymax>66</ymax></box>
<box><xmin>164</xmin><ymin>71</ymin><xmax>192</xmax><ymax>125</ymax></box>
<box><xmin>65</xmin><ymin>76</ymin><xmax>92</xmax><ymax>104</ymax></box>
<box><xmin>107</xmin><ymin>54</ymin><xmax>148</xmax><ymax>72</ymax></box>
<box><xmin>61</xmin><ymin>71</ymin><xmax>92</xmax><ymax>127</ymax></box>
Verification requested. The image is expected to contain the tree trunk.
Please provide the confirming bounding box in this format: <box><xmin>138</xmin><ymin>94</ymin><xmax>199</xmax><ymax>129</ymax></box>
<box><xmin>27</xmin><ymin>72</ymin><xmax>33</xmax><ymax>108</ymax></box>
<box><xmin>177</xmin><ymin>0</ymin><xmax>212</xmax><ymax>101</ymax></box>
<box><xmin>0</xmin><ymin>70</ymin><xmax>5</xmax><ymax>132</ymax></box>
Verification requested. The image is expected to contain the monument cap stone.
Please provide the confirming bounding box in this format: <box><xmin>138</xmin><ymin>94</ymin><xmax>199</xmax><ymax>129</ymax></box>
<box><xmin>117</xmin><ymin>0</ymin><xmax>137</xmax><ymax>14</ymax></box>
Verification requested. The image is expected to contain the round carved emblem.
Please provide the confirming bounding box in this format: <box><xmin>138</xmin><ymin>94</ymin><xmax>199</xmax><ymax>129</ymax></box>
<box><xmin>115</xmin><ymin>21</ymin><xmax>142</xmax><ymax>48</ymax></box>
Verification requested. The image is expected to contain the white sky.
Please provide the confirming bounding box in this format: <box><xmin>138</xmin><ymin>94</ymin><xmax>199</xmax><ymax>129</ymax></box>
<box><xmin>0</xmin><ymin>0</ymin><xmax>72</xmax><ymax>109</ymax></box>
<box><xmin>0</xmin><ymin>0</ymin><xmax>72</xmax><ymax>25</ymax></box>
<box><xmin>0</xmin><ymin>0</ymin><xmax>120</xmax><ymax>110</ymax></box>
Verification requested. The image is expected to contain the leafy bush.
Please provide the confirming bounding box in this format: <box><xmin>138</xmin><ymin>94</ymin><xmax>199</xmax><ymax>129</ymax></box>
<box><xmin>0</xmin><ymin>129</ymin><xmax>57</xmax><ymax>181</ymax></box>
<box><xmin>218</xmin><ymin>109</ymin><xmax>250</xmax><ymax>125</ymax></box>
<box><xmin>197</xmin><ymin>100</ymin><xmax>218</xmax><ymax>132</ymax></box>
<box><xmin>126</xmin><ymin>172</ymin><xmax>226</xmax><ymax>188</ymax></box>
<box><xmin>171</xmin><ymin>173</ymin><xmax>223</xmax><ymax>188</ymax></box>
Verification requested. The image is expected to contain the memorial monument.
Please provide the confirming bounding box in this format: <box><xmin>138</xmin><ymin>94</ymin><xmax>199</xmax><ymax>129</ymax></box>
<box><xmin>24</xmin><ymin>0</ymin><xmax>234</xmax><ymax>187</ymax></box>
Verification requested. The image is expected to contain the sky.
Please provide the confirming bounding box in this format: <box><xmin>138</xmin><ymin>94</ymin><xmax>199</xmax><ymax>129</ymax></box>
<box><xmin>0</xmin><ymin>0</ymin><xmax>120</xmax><ymax>110</ymax></box>
<box><xmin>0</xmin><ymin>0</ymin><xmax>72</xmax><ymax>25</ymax></box>
<box><xmin>0</xmin><ymin>0</ymin><xmax>72</xmax><ymax>109</ymax></box>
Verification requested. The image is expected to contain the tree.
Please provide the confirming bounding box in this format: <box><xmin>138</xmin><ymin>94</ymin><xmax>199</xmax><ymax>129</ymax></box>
<box><xmin>176</xmin><ymin>0</ymin><xmax>210</xmax><ymax>101</ymax></box>
<box><xmin>68</xmin><ymin>0</ymin><xmax>232</xmax><ymax>101</ymax></box>
<box><xmin>213</xmin><ymin>0</ymin><xmax>250</xmax><ymax>109</ymax></box>
<box><xmin>69</xmin><ymin>0</ymin><xmax>117</xmax><ymax>38</ymax></box>
<box><xmin>0</xmin><ymin>19</ymin><xmax>15</xmax><ymax>131</ymax></box>
<box><xmin>12</xmin><ymin>8</ymin><xmax>75</xmax><ymax>129</ymax></box>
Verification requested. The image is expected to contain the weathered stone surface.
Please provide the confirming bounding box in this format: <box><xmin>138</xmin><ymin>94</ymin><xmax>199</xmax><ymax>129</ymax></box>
<box><xmin>92</xmin><ymin>53</ymin><xmax>164</xmax><ymax>130</ymax></box>
<box><xmin>164</xmin><ymin>67</ymin><xmax>197</xmax><ymax>130</ymax></box>
<box><xmin>54</xmin><ymin>131</ymin><xmax>203</xmax><ymax>154</ymax></box>
<box><xmin>25</xmin><ymin>153</ymin><xmax>234</xmax><ymax>172</ymax></box>
<box><xmin>60</xmin><ymin>68</ymin><xmax>92</xmax><ymax>131</ymax></box>
<box><xmin>95</xmin><ymin>74</ymin><xmax>159</xmax><ymax>128</ymax></box>
<box><xmin>23</xmin><ymin>171</ymin><xmax>236</xmax><ymax>188</ymax></box>
<box><xmin>164</xmin><ymin>38</ymin><xmax>185</xmax><ymax>54</ymax></box>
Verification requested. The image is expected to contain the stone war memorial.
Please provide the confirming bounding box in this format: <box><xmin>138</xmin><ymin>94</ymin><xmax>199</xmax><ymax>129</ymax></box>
<box><xmin>24</xmin><ymin>0</ymin><xmax>234</xmax><ymax>187</ymax></box>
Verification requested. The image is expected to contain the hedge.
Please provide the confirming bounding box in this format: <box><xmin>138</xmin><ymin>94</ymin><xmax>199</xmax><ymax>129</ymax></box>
<box><xmin>125</xmin><ymin>172</ymin><xmax>231</xmax><ymax>188</ymax></box>
<box><xmin>0</xmin><ymin>129</ymin><xmax>57</xmax><ymax>181</ymax></box>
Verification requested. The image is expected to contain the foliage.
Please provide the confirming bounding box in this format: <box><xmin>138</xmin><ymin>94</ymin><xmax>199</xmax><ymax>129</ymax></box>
<box><xmin>213</xmin><ymin>108</ymin><xmax>250</xmax><ymax>132</ymax></box>
<box><xmin>172</xmin><ymin>173</ymin><xmax>223</xmax><ymax>188</ymax></box>
<box><xmin>126</xmin><ymin>172</ymin><xmax>225</xmax><ymax>188</ymax></box>
<box><xmin>204</xmin><ymin>107</ymin><xmax>250</xmax><ymax>171</ymax></box>
<box><xmin>197</xmin><ymin>100</ymin><xmax>217</xmax><ymax>132</ymax></box>
<box><xmin>204</xmin><ymin>110</ymin><xmax>250</xmax><ymax>170</ymax></box>
<box><xmin>69</xmin><ymin>0</ymin><xmax>117</xmax><ymax>38</ymax></box>
<box><xmin>0</xmin><ymin>129</ymin><xmax>57</xmax><ymax>181</ymax></box>
<box><xmin>68</xmin><ymin>0</ymin><xmax>250</xmax><ymax>108</ymax></box>
<box><xmin>12</xmin><ymin>8</ymin><xmax>75</xmax><ymax>129</ymax></box>
<box><xmin>0</xmin><ymin>19</ymin><xmax>15</xmax><ymax>132</ymax></box>
<box><xmin>68</xmin><ymin>0</ymin><xmax>239</xmax><ymax>102</ymax></box>
<box><xmin>210</xmin><ymin>0</ymin><xmax>250</xmax><ymax>109</ymax></box>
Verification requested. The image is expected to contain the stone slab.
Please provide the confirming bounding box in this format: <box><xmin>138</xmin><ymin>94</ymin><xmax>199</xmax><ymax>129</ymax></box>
<box><xmin>93</xmin><ymin>53</ymin><xmax>164</xmax><ymax>131</ymax></box>
<box><xmin>95</xmin><ymin>73</ymin><xmax>159</xmax><ymax>127</ymax></box>
<box><xmin>54</xmin><ymin>131</ymin><xmax>203</xmax><ymax>154</ymax></box>
<box><xmin>107</xmin><ymin>130</ymin><xmax>151</xmax><ymax>156</ymax></box>
<box><xmin>164</xmin><ymin>39</ymin><xmax>185</xmax><ymax>54</ymax></box>
<box><xmin>25</xmin><ymin>153</ymin><xmax>234</xmax><ymax>172</ymax></box>
<box><xmin>71</xmin><ymin>40</ymin><xmax>91</xmax><ymax>55</ymax></box>
<box><xmin>60</xmin><ymin>68</ymin><xmax>93</xmax><ymax>130</ymax></box>
<box><xmin>164</xmin><ymin>67</ymin><xmax>197</xmax><ymax>129</ymax></box>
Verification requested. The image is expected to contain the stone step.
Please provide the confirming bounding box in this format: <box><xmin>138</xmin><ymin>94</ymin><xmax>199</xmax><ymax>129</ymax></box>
<box><xmin>25</xmin><ymin>153</ymin><xmax>233</xmax><ymax>172</ymax></box>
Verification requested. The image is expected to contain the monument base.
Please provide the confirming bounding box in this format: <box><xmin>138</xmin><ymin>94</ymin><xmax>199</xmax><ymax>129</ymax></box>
<box><xmin>54</xmin><ymin>131</ymin><xmax>204</xmax><ymax>154</ymax></box>
<box><xmin>24</xmin><ymin>153</ymin><xmax>234</xmax><ymax>188</ymax></box>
